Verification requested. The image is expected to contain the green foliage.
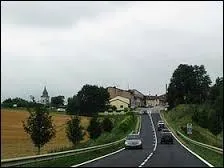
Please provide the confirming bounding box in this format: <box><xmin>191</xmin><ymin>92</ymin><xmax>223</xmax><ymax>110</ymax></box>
<box><xmin>208</xmin><ymin>109</ymin><xmax>223</xmax><ymax>136</ymax></box>
<box><xmin>22</xmin><ymin>106</ymin><xmax>56</xmax><ymax>154</ymax></box>
<box><xmin>77</xmin><ymin>85</ymin><xmax>110</xmax><ymax>116</ymax></box>
<box><xmin>1</xmin><ymin>97</ymin><xmax>36</xmax><ymax>108</ymax></box>
<box><xmin>87</xmin><ymin>116</ymin><xmax>102</xmax><ymax>139</ymax></box>
<box><xmin>66</xmin><ymin>115</ymin><xmax>84</xmax><ymax>146</ymax></box>
<box><xmin>111</xmin><ymin>105</ymin><xmax>117</xmax><ymax>111</ymax></box>
<box><xmin>101</xmin><ymin>117</ymin><xmax>113</xmax><ymax>132</ymax></box>
<box><xmin>51</xmin><ymin>96</ymin><xmax>65</xmax><ymax>108</ymax></box>
<box><xmin>124</xmin><ymin>107</ymin><xmax>128</xmax><ymax>112</ymax></box>
<box><xmin>167</xmin><ymin>64</ymin><xmax>211</xmax><ymax>109</ymax></box>
<box><xmin>66</xmin><ymin>95</ymin><xmax>80</xmax><ymax>115</ymax></box>
<box><xmin>118</xmin><ymin>116</ymin><xmax>133</xmax><ymax>132</ymax></box>
<box><xmin>191</xmin><ymin>104</ymin><xmax>210</xmax><ymax>128</ymax></box>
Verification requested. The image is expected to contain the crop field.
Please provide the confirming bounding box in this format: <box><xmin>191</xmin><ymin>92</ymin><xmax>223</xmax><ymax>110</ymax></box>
<box><xmin>1</xmin><ymin>108</ymin><xmax>91</xmax><ymax>159</ymax></box>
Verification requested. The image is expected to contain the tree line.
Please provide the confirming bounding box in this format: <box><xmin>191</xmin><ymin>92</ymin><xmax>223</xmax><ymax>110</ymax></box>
<box><xmin>2</xmin><ymin>84</ymin><xmax>110</xmax><ymax>117</ymax></box>
<box><xmin>167</xmin><ymin>64</ymin><xmax>223</xmax><ymax>136</ymax></box>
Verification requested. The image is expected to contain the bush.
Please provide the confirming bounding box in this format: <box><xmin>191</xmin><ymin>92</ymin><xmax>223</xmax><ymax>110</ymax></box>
<box><xmin>124</xmin><ymin>108</ymin><xmax>128</xmax><ymax>112</ymax></box>
<box><xmin>101</xmin><ymin>117</ymin><xmax>113</xmax><ymax>132</ymax></box>
<box><xmin>87</xmin><ymin>117</ymin><xmax>102</xmax><ymax>139</ymax></box>
<box><xmin>66</xmin><ymin>116</ymin><xmax>84</xmax><ymax>146</ymax></box>
<box><xmin>118</xmin><ymin>116</ymin><xmax>133</xmax><ymax>132</ymax></box>
<box><xmin>108</xmin><ymin>108</ymin><xmax>113</xmax><ymax>112</ymax></box>
<box><xmin>111</xmin><ymin>105</ymin><xmax>117</xmax><ymax>111</ymax></box>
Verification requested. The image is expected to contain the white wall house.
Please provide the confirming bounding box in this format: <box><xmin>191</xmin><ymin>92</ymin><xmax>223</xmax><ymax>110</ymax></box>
<box><xmin>109</xmin><ymin>96</ymin><xmax>130</xmax><ymax>111</ymax></box>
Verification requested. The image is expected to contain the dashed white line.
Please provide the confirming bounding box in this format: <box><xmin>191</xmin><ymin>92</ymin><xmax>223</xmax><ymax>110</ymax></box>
<box><xmin>138</xmin><ymin>110</ymin><xmax>158</xmax><ymax>167</ymax></box>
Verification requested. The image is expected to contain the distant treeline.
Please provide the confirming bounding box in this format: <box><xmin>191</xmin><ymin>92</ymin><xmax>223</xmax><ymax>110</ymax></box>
<box><xmin>1</xmin><ymin>97</ymin><xmax>37</xmax><ymax>108</ymax></box>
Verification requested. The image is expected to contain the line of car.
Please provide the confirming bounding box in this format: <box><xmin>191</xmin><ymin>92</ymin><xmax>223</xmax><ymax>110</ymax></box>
<box><xmin>157</xmin><ymin>120</ymin><xmax>173</xmax><ymax>144</ymax></box>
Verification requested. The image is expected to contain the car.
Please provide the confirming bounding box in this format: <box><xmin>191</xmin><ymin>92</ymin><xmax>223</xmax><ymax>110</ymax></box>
<box><xmin>142</xmin><ymin>110</ymin><xmax>148</xmax><ymax>114</ymax></box>
<box><xmin>160</xmin><ymin>129</ymin><xmax>173</xmax><ymax>144</ymax></box>
<box><xmin>125</xmin><ymin>134</ymin><xmax>143</xmax><ymax>149</ymax></box>
<box><xmin>157</xmin><ymin>121</ymin><xmax>165</xmax><ymax>131</ymax></box>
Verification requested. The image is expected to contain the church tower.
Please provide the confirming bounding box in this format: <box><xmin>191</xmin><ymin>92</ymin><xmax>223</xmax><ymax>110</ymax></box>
<box><xmin>41</xmin><ymin>86</ymin><xmax>49</xmax><ymax>105</ymax></box>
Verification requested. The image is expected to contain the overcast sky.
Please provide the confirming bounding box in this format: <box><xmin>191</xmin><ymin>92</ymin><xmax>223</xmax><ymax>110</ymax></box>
<box><xmin>1</xmin><ymin>1</ymin><xmax>223</xmax><ymax>102</ymax></box>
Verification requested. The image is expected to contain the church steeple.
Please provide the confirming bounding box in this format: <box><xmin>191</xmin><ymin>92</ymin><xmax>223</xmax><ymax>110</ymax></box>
<box><xmin>42</xmin><ymin>86</ymin><xmax>48</xmax><ymax>97</ymax></box>
<box><xmin>41</xmin><ymin>86</ymin><xmax>49</xmax><ymax>105</ymax></box>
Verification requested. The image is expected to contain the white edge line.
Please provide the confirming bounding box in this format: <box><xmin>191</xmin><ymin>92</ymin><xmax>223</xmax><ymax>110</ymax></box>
<box><xmin>138</xmin><ymin>109</ymin><xmax>158</xmax><ymax>167</ymax></box>
<box><xmin>159</xmin><ymin>112</ymin><xmax>214</xmax><ymax>167</ymax></box>
<box><xmin>71</xmin><ymin>148</ymin><xmax>125</xmax><ymax>167</ymax></box>
<box><xmin>71</xmin><ymin>112</ymin><xmax>140</xmax><ymax>167</ymax></box>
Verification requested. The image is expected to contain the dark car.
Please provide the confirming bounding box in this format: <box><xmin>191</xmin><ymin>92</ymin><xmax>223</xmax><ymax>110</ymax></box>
<box><xmin>157</xmin><ymin>121</ymin><xmax>165</xmax><ymax>131</ymax></box>
<box><xmin>143</xmin><ymin>110</ymin><xmax>147</xmax><ymax>114</ymax></box>
<box><xmin>140</xmin><ymin>110</ymin><xmax>147</xmax><ymax>115</ymax></box>
<box><xmin>160</xmin><ymin>129</ymin><xmax>173</xmax><ymax>144</ymax></box>
<box><xmin>125</xmin><ymin>134</ymin><xmax>143</xmax><ymax>149</ymax></box>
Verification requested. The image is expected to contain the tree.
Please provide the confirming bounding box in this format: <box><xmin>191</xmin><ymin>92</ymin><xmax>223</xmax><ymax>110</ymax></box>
<box><xmin>66</xmin><ymin>115</ymin><xmax>84</xmax><ymax>146</ymax></box>
<box><xmin>111</xmin><ymin>105</ymin><xmax>117</xmax><ymax>111</ymax></box>
<box><xmin>101</xmin><ymin>117</ymin><xmax>113</xmax><ymax>132</ymax></box>
<box><xmin>2</xmin><ymin>97</ymin><xmax>30</xmax><ymax>108</ymax></box>
<box><xmin>22</xmin><ymin>105</ymin><xmax>56</xmax><ymax>154</ymax></box>
<box><xmin>77</xmin><ymin>85</ymin><xmax>110</xmax><ymax>116</ymax></box>
<box><xmin>87</xmin><ymin>116</ymin><xmax>102</xmax><ymax>139</ymax></box>
<box><xmin>51</xmin><ymin>96</ymin><xmax>65</xmax><ymax>108</ymax></box>
<box><xmin>167</xmin><ymin>64</ymin><xmax>211</xmax><ymax>109</ymax></box>
<box><xmin>66</xmin><ymin>95</ymin><xmax>80</xmax><ymax>115</ymax></box>
<box><xmin>208</xmin><ymin>77</ymin><xmax>223</xmax><ymax>135</ymax></box>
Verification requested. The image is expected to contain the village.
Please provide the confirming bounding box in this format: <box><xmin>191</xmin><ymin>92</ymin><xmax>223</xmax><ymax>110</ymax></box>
<box><xmin>37</xmin><ymin>86</ymin><xmax>167</xmax><ymax>113</ymax></box>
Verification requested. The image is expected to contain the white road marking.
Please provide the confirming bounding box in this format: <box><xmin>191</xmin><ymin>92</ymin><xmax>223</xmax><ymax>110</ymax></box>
<box><xmin>138</xmin><ymin>109</ymin><xmax>158</xmax><ymax>167</ymax></box>
<box><xmin>71</xmin><ymin>148</ymin><xmax>125</xmax><ymax>167</ymax></box>
<box><xmin>159</xmin><ymin>112</ymin><xmax>214</xmax><ymax>167</ymax></box>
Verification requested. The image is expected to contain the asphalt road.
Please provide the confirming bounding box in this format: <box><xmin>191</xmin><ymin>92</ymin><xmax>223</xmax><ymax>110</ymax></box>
<box><xmin>79</xmin><ymin>107</ymin><xmax>208</xmax><ymax>167</ymax></box>
<box><xmin>143</xmin><ymin>107</ymin><xmax>208</xmax><ymax>167</ymax></box>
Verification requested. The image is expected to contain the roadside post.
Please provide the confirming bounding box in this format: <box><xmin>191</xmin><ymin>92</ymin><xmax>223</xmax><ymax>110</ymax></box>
<box><xmin>187</xmin><ymin>123</ymin><xmax>192</xmax><ymax>136</ymax></box>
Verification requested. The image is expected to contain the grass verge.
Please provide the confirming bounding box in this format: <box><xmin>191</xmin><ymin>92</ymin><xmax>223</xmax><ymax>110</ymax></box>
<box><xmin>19</xmin><ymin>141</ymin><xmax>124</xmax><ymax>167</ymax></box>
<box><xmin>183</xmin><ymin>137</ymin><xmax>223</xmax><ymax>167</ymax></box>
<box><xmin>161</xmin><ymin>105</ymin><xmax>223</xmax><ymax>167</ymax></box>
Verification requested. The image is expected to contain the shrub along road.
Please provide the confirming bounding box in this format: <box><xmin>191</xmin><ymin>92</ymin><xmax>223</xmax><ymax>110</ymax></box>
<box><xmin>78</xmin><ymin>108</ymin><xmax>208</xmax><ymax>167</ymax></box>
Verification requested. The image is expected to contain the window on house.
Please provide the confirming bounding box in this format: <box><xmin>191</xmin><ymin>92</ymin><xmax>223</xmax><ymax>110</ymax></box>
<box><xmin>120</xmin><ymin>105</ymin><xmax>123</xmax><ymax>108</ymax></box>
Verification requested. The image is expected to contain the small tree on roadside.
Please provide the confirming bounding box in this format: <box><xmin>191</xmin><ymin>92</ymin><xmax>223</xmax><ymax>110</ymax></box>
<box><xmin>66</xmin><ymin>115</ymin><xmax>84</xmax><ymax>147</ymax></box>
<box><xmin>101</xmin><ymin>117</ymin><xmax>113</xmax><ymax>132</ymax></box>
<box><xmin>87</xmin><ymin>116</ymin><xmax>102</xmax><ymax>139</ymax></box>
<box><xmin>111</xmin><ymin>105</ymin><xmax>117</xmax><ymax>112</ymax></box>
<box><xmin>22</xmin><ymin>105</ymin><xmax>56</xmax><ymax>154</ymax></box>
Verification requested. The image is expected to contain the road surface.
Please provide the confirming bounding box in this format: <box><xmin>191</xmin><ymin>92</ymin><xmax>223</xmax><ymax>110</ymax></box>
<box><xmin>79</xmin><ymin>107</ymin><xmax>208</xmax><ymax>167</ymax></box>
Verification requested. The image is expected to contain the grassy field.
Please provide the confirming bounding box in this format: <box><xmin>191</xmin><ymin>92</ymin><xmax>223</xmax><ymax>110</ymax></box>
<box><xmin>1</xmin><ymin>108</ymin><xmax>91</xmax><ymax>159</ymax></box>
<box><xmin>20</xmin><ymin>141</ymin><xmax>125</xmax><ymax>167</ymax></box>
<box><xmin>163</xmin><ymin>104</ymin><xmax>223</xmax><ymax>148</ymax></box>
<box><xmin>161</xmin><ymin>104</ymin><xmax>223</xmax><ymax>167</ymax></box>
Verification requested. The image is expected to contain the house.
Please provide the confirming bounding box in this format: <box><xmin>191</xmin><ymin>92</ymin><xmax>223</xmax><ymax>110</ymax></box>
<box><xmin>107</xmin><ymin>86</ymin><xmax>146</xmax><ymax>108</ymax></box>
<box><xmin>145</xmin><ymin>94</ymin><xmax>167</xmax><ymax>107</ymax></box>
<box><xmin>109</xmin><ymin>96</ymin><xmax>130</xmax><ymax>111</ymax></box>
<box><xmin>145</xmin><ymin>95</ymin><xmax>160</xmax><ymax>107</ymax></box>
<box><xmin>158</xmin><ymin>94</ymin><xmax>167</xmax><ymax>106</ymax></box>
<box><xmin>129</xmin><ymin>89</ymin><xmax>145</xmax><ymax>108</ymax></box>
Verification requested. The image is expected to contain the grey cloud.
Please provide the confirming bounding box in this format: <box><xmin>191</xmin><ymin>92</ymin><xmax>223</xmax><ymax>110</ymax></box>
<box><xmin>1</xmin><ymin>1</ymin><xmax>223</xmax><ymax>102</ymax></box>
<box><xmin>1</xmin><ymin>1</ymin><xmax>131</xmax><ymax>28</ymax></box>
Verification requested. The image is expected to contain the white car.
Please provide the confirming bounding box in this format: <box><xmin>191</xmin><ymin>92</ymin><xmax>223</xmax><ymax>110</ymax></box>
<box><xmin>125</xmin><ymin>134</ymin><xmax>143</xmax><ymax>149</ymax></box>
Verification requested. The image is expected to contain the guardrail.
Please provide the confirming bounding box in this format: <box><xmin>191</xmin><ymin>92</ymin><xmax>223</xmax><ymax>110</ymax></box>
<box><xmin>176</xmin><ymin>131</ymin><xmax>223</xmax><ymax>154</ymax></box>
<box><xmin>1</xmin><ymin>137</ymin><xmax>126</xmax><ymax>167</ymax></box>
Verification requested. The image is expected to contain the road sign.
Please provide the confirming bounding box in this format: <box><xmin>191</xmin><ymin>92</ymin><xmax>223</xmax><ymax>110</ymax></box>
<box><xmin>187</xmin><ymin>123</ymin><xmax>192</xmax><ymax>134</ymax></box>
